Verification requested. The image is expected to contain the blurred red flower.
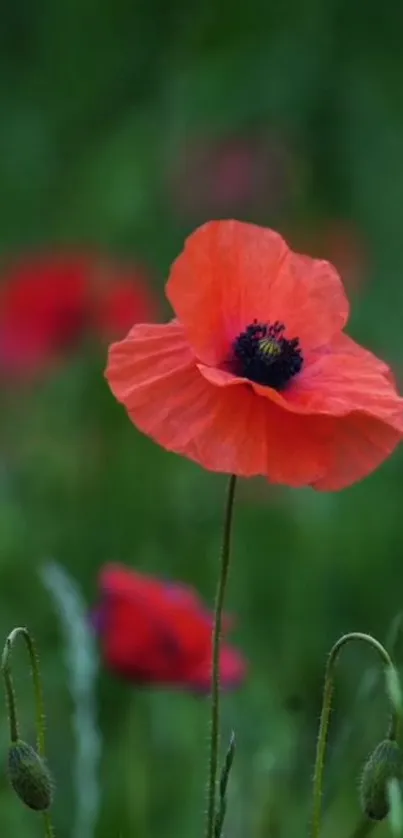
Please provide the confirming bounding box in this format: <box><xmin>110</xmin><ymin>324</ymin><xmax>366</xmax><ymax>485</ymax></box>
<box><xmin>106</xmin><ymin>220</ymin><xmax>403</xmax><ymax>490</ymax></box>
<box><xmin>93</xmin><ymin>262</ymin><xmax>158</xmax><ymax>340</ymax></box>
<box><xmin>0</xmin><ymin>253</ymin><xmax>158</xmax><ymax>379</ymax></box>
<box><xmin>92</xmin><ymin>563</ymin><xmax>246</xmax><ymax>692</ymax></box>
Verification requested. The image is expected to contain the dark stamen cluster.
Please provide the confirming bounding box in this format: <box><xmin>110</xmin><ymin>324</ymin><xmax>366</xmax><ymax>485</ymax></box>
<box><xmin>233</xmin><ymin>320</ymin><xmax>303</xmax><ymax>389</ymax></box>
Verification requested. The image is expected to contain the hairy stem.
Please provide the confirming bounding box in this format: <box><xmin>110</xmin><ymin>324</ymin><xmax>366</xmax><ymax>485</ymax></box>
<box><xmin>205</xmin><ymin>475</ymin><xmax>237</xmax><ymax>838</ymax></box>
<box><xmin>1</xmin><ymin>637</ymin><xmax>19</xmax><ymax>742</ymax></box>
<box><xmin>311</xmin><ymin>632</ymin><xmax>399</xmax><ymax>838</ymax></box>
<box><xmin>43</xmin><ymin>811</ymin><xmax>55</xmax><ymax>838</ymax></box>
<box><xmin>1</xmin><ymin>627</ymin><xmax>55</xmax><ymax>838</ymax></box>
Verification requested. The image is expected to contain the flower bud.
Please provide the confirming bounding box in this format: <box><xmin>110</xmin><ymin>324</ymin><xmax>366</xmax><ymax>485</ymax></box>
<box><xmin>360</xmin><ymin>739</ymin><xmax>403</xmax><ymax>821</ymax></box>
<box><xmin>7</xmin><ymin>740</ymin><xmax>53</xmax><ymax>811</ymax></box>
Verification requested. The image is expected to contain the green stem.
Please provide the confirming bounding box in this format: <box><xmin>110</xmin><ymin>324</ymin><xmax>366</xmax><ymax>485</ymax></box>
<box><xmin>205</xmin><ymin>475</ymin><xmax>237</xmax><ymax>838</ymax></box>
<box><xmin>43</xmin><ymin>811</ymin><xmax>55</xmax><ymax>838</ymax></box>
<box><xmin>214</xmin><ymin>731</ymin><xmax>236</xmax><ymax>838</ymax></box>
<box><xmin>1</xmin><ymin>637</ymin><xmax>19</xmax><ymax>742</ymax></box>
<box><xmin>1</xmin><ymin>627</ymin><xmax>54</xmax><ymax>838</ymax></box>
<box><xmin>3</xmin><ymin>628</ymin><xmax>47</xmax><ymax>756</ymax></box>
<box><xmin>311</xmin><ymin>632</ymin><xmax>399</xmax><ymax>838</ymax></box>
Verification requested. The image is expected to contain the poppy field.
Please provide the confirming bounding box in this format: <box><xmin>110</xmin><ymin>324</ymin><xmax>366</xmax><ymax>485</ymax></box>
<box><xmin>2</xmin><ymin>3</ymin><xmax>403</xmax><ymax>838</ymax></box>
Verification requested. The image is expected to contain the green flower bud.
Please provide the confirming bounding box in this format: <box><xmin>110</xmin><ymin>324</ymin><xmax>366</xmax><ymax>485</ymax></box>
<box><xmin>360</xmin><ymin>739</ymin><xmax>403</xmax><ymax>821</ymax></box>
<box><xmin>7</xmin><ymin>740</ymin><xmax>53</xmax><ymax>811</ymax></box>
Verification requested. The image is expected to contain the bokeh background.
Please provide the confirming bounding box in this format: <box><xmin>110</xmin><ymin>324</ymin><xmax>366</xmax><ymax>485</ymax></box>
<box><xmin>2</xmin><ymin>2</ymin><xmax>403</xmax><ymax>836</ymax></box>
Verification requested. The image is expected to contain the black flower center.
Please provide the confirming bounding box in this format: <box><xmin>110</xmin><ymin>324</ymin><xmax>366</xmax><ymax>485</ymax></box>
<box><xmin>233</xmin><ymin>320</ymin><xmax>303</xmax><ymax>389</ymax></box>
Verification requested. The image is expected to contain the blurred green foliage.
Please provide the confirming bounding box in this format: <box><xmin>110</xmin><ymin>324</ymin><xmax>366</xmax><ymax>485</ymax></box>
<box><xmin>2</xmin><ymin>1</ymin><xmax>403</xmax><ymax>836</ymax></box>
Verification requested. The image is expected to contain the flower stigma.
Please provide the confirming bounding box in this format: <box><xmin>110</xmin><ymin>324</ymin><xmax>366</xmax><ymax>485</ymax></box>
<box><xmin>233</xmin><ymin>320</ymin><xmax>303</xmax><ymax>389</ymax></box>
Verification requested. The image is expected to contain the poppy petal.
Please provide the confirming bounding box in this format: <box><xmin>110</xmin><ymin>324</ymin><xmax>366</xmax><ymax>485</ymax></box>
<box><xmin>167</xmin><ymin>220</ymin><xmax>349</xmax><ymax>365</ymax></box>
<box><xmin>101</xmin><ymin>596</ymin><xmax>163</xmax><ymax>678</ymax></box>
<box><xmin>107</xmin><ymin>321</ymin><xmax>344</xmax><ymax>485</ymax></box>
<box><xmin>314</xmin><ymin>413</ymin><xmax>402</xmax><ymax>491</ymax></box>
<box><xmin>106</xmin><ymin>319</ymin><xmax>195</xmax><ymax>401</ymax></box>
<box><xmin>184</xmin><ymin>645</ymin><xmax>247</xmax><ymax>692</ymax></box>
<box><xmin>198</xmin><ymin>333</ymin><xmax>403</xmax><ymax>428</ymax></box>
<box><xmin>99</xmin><ymin>577</ymin><xmax>188</xmax><ymax>682</ymax></box>
<box><xmin>281</xmin><ymin>333</ymin><xmax>403</xmax><ymax>425</ymax></box>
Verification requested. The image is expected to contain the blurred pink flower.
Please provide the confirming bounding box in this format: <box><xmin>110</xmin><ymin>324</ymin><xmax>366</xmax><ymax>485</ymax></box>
<box><xmin>289</xmin><ymin>221</ymin><xmax>366</xmax><ymax>294</ymax></box>
<box><xmin>170</xmin><ymin>134</ymin><xmax>293</xmax><ymax>216</ymax></box>
<box><xmin>0</xmin><ymin>253</ymin><xmax>159</xmax><ymax>379</ymax></box>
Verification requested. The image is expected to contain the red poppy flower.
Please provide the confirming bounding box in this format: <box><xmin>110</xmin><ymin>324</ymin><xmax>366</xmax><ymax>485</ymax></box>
<box><xmin>92</xmin><ymin>564</ymin><xmax>246</xmax><ymax>692</ymax></box>
<box><xmin>106</xmin><ymin>220</ymin><xmax>403</xmax><ymax>490</ymax></box>
<box><xmin>0</xmin><ymin>253</ymin><xmax>158</xmax><ymax>379</ymax></box>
